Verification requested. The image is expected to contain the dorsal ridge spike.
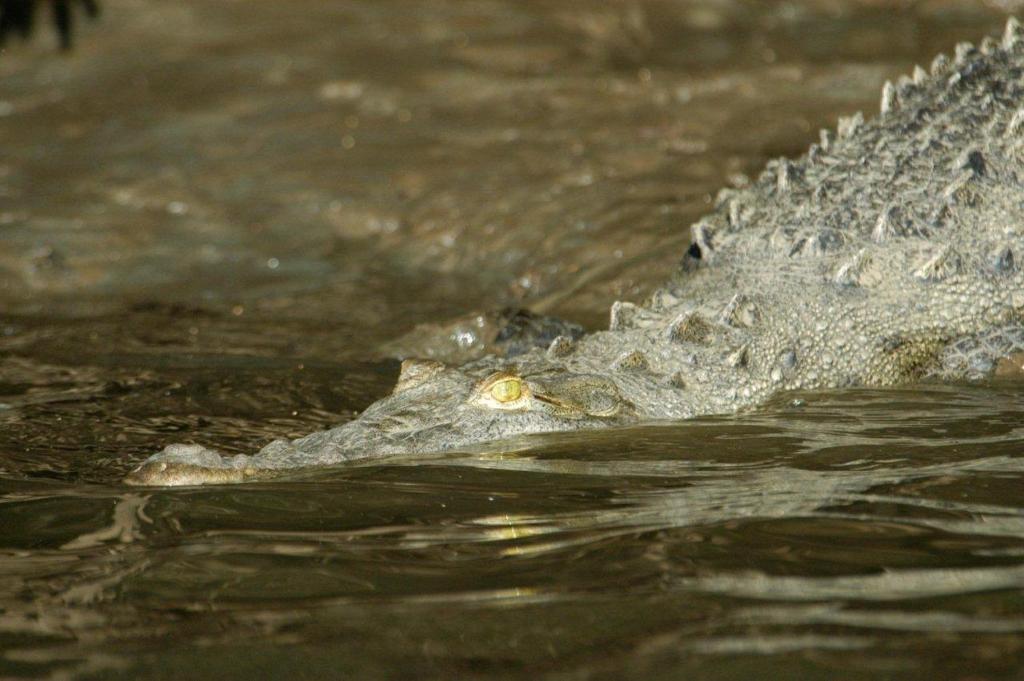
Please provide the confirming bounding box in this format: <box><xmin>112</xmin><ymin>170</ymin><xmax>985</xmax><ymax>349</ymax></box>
<box><xmin>666</xmin><ymin>313</ymin><xmax>714</xmax><ymax>345</ymax></box>
<box><xmin>1004</xmin><ymin>16</ymin><xmax>1023</xmax><ymax>50</ymax></box>
<box><xmin>609</xmin><ymin>300</ymin><xmax>637</xmax><ymax>331</ymax></box>
<box><xmin>832</xmin><ymin>249</ymin><xmax>871</xmax><ymax>287</ymax></box>
<box><xmin>943</xmin><ymin>171</ymin><xmax>980</xmax><ymax>206</ymax></box>
<box><xmin>912</xmin><ymin>65</ymin><xmax>929</xmax><ymax>85</ymax></box>
<box><xmin>613</xmin><ymin>350</ymin><xmax>650</xmax><ymax>372</ymax></box>
<box><xmin>546</xmin><ymin>335</ymin><xmax>575</xmax><ymax>358</ymax></box>
<box><xmin>872</xmin><ymin>211</ymin><xmax>898</xmax><ymax>243</ymax></box>
<box><xmin>691</xmin><ymin>220</ymin><xmax>716</xmax><ymax>262</ymax></box>
<box><xmin>954</xmin><ymin>42</ymin><xmax>976</xmax><ymax>64</ymax></box>
<box><xmin>807</xmin><ymin>143</ymin><xmax>821</xmax><ymax>165</ymax></box>
<box><xmin>728</xmin><ymin>197</ymin><xmax>745</xmax><ymax>227</ymax></box>
<box><xmin>913</xmin><ymin>245</ymin><xmax>961</xmax><ymax>282</ymax></box>
<box><xmin>819</xmin><ymin>129</ymin><xmax>832</xmax><ymax>152</ymax></box>
<box><xmin>930</xmin><ymin>53</ymin><xmax>950</xmax><ymax>76</ymax></box>
<box><xmin>609</xmin><ymin>301</ymin><xmax>662</xmax><ymax>331</ymax></box>
<box><xmin>1009</xmin><ymin>108</ymin><xmax>1024</xmax><ymax>136</ymax></box>
<box><xmin>718</xmin><ymin>293</ymin><xmax>761</xmax><ymax>328</ymax></box>
<box><xmin>837</xmin><ymin>111</ymin><xmax>863</xmax><ymax>139</ymax></box>
<box><xmin>990</xmin><ymin>244</ymin><xmax>1016</xmax><ymax>274</ymax></box>
<box><xmin>776</xmin><ymin>158</ymin><xmax>800</xmax><ymax>192</ymax></box>
<box><xmin>954</xmin><ymin>149</ymin><xmax>986</xmax><ymax>177</ymax></box>
<box><xmin>726</xmin><ymin>344</ymin><xmax>749</xmax><ymax>369</ymax></box>
<box><xmin>880</xmin><ymin>80</ymin><xmax>898</xmax><ymax>115</ymax></box>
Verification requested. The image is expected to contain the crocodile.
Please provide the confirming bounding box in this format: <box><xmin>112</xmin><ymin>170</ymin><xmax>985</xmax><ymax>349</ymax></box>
<box><xmin>126</xmin><ymin>19</ymin><xmax>1024</xmax><ymax>486</ymax></box>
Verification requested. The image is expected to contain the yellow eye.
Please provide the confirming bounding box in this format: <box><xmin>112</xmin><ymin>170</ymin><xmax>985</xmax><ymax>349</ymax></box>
<box><xmin>490</xmin><ymin>378</ymin><xmax>522</xmax><ymax>403</ymax></box>
<box><xmin>469</xmin><ymin>371</ymin><xmax>531</xmax><ymax>411</ymax></box>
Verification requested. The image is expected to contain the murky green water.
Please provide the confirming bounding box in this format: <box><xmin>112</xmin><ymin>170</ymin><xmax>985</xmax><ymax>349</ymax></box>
<box><xmin>2</xmin><ymin>1</ymin><xmax>1024</xmax><ymax>679</ymax></box>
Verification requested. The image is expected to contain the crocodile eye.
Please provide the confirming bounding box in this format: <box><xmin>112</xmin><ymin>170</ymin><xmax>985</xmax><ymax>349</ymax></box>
<box><xmin>469</xmin><ymin>371</ymin><xmax>532</xmax><ymax>411</ymax></box>
<box><xmin>490</xmin><ymin>377</ymin><xmax>522</xmax><ymax>403</ymax></box>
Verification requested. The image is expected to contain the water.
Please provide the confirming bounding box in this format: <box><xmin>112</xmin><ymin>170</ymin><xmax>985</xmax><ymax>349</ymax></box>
<box><xmin>2</xmin><ymin>1</ymin><xmax>1024</xmax><ymax>679</ymax></box>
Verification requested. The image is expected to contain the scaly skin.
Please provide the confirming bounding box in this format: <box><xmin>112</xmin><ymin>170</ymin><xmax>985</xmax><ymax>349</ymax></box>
<box><xmin>126</xmin><ymin>20</ymin><xmax>1024</xmax><ymax>486</ymax></box>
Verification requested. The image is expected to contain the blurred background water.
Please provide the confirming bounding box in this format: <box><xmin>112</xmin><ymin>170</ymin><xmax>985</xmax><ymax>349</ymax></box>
<box><xmin>2</xmin><ymin>1</ymin><xmax>1024</xmax><ymax>679</ymax></box>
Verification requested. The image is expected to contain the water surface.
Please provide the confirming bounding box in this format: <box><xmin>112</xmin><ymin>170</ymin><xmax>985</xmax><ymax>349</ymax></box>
<box><xmin>2</xmin><ymin>1</ymin><xmax>1023</xmax><ymax>679</ymax></box>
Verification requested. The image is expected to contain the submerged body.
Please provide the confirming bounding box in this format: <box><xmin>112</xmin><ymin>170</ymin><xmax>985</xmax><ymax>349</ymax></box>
<box><xmin>127</xmin><ymin>21</ymin><xmax>1024</xmax><ymax>486</ymax></box>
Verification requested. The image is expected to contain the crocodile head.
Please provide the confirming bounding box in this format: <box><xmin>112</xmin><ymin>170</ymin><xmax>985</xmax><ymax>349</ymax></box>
<box><xmin>340</xmin><ymin>359</ymin><xmax>639</xmax><ymax>451</ymax></box>
<box><xmin>124</xmin><ymin>357</ymin><xmax>640</xmax><ymax>485</ymax></box>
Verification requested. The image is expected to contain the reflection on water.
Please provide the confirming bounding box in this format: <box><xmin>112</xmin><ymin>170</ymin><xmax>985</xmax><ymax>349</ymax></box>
<box><xmin>2</xmin><ymin>0</ymin><xmax>1023</xmax><ymax>679</ymax></box>
<box><xmin>4</xmin><ymin>378</ymin><xmax>1024</xmax><ymax>679</ymax></box>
